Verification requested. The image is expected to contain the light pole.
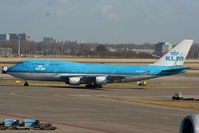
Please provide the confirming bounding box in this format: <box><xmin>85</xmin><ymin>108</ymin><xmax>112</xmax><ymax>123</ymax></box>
<box><xmin>18</xmin><ymin>34</ymin><xmax>21</xmax><ymax>61</ymax></box>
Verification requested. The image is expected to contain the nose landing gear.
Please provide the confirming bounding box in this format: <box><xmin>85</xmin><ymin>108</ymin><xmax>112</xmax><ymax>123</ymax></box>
<box><xmin>2</xmin><ymin>66</ymin><xmax>8</xmax><ymax>74</ymax></box>
<box><xmin>24</xmin><ymin>81</ymin><xmax>29</xmax><ymax>86</ymax></box>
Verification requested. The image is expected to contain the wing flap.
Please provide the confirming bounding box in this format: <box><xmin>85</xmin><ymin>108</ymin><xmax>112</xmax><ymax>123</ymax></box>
<box><xmin>59</xmin><ymin>74</ymin><xmax>127</xmax><ymax>83</ymax></box>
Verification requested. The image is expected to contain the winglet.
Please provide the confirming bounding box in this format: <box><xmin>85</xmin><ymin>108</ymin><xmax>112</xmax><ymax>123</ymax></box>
<box><xmin>153</xmin><ymin>40</ymin><xmax>193</xmax><ymax>66</ymax></box>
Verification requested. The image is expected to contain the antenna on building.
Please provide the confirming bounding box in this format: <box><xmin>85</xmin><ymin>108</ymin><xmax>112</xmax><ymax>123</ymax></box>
<box><xmin>18</xmin><ymin>34</ymin><xmax>21</xmax><ymax>61</ymax></box>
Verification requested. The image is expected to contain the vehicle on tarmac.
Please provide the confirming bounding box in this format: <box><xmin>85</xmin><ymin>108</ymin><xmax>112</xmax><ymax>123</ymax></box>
<box><xmin>172</xmin><ymin>92</ymin><xmax>184</xmax><ymax>100</ymax></box>
<box><xmin>0</xmin><ymin>119</ymin><xmax>56</xmax><ymax>130</ymax></box>
<box><xmin>172</xmin><ymin>92</ymin><xmax>199</xmax><ymax>101</ymax></box>
<box><xmin>2</xmin><ymin>40</ymin><xmax>193</xmax><ymax>88</ymax></box>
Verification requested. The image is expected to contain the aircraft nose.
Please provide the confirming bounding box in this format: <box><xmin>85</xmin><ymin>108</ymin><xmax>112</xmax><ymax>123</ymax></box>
<box><xmin>7</xmin><ymin>65</ymin><xmax>18</xmax><ymax>72</ymax></box>
<box><xmin>1</xmin><ymin>66</ymin><xmax>8</xmax><ymax>74</ymax></box>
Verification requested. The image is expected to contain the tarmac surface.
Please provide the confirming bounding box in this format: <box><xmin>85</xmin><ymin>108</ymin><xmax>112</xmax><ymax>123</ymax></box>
<box><xmin>0</xmin><ymin>74</ymin><xmax>199</xmax><ymax>133</ymax></box>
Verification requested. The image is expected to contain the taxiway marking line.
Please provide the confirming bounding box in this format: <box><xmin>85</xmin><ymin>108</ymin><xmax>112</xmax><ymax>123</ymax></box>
<box><xmin>9</xmin><ymin>91</ymin><xmax>184</xmax><ymax>119</ymax></box>
<box><xmin>10</xmin><ymin>92</ymin><xmax>14</xmax><ymax>96</ymax></box>
<box><xmin>68</xmin><ymin>94</ymin><xmax>188</xmax><ymax>117</ymax></box>
<box><xmin>9</xmin><ymin>91</ymin><xmax>74</xmax><ymax>102</ymax></box>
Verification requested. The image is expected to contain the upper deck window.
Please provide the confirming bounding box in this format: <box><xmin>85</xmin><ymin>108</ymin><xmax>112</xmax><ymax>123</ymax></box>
<box><xmin>17</xmin><ymin>62</ymin><xmax>23</xmax><ymax>64</ymax></box>
<box><xmin>31</xmin><ymin>63</ymin><xmax>45</xmax><ymax>65</ymax></box>
<box><xmin>49</xmin><ymin>64</ymin><xmax>59</xmax><ymax>66</ymax></box>
<box><xmin>30</xmin><ymin>63</ymin><xmax>60</xmax><ymax>66</ymax></box>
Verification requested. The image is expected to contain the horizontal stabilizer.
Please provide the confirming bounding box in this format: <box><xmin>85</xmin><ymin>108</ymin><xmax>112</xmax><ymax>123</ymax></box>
<box><xmin>161</xmin><ymin>67</ymin><xmax>188</xmax><ymax>72</ymax></box>
<box><xmin>187</xmin><ymin>67</ymin><xmax>199</xmax><ymax>70</ymax></box>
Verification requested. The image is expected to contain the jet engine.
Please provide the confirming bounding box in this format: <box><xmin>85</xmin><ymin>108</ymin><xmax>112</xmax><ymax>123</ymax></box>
<box><xmin>69</xmin><ymin>77</ymin><xmax>81</xmax><ymax>85</ymax></box>
<box><xmin>2</xmin><ymin>66</ymin><xmax>8</xmax><ymax>74</ymax></box>
<box><xmin>180</xmin><ymin>114</ymin><xmax>199</xmax><ymax>133</ymax></box>
<box><xmin>96</xmin><ymin>76</ymin><xmax>107</xmax><ymax>85</ymax></box>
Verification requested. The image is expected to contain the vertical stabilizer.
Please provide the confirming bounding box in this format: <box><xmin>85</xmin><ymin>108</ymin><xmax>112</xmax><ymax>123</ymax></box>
<box><xmin>153</xmin><ymin>40</ymin><xmax>193</xmax><ymax>66</ymax></box>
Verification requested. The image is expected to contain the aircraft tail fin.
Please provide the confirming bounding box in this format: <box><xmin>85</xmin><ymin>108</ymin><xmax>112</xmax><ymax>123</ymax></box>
<box><xmin>153</xmin><ymin>40</ymin><xmax>193</xmax><ymax>66</ymax></box>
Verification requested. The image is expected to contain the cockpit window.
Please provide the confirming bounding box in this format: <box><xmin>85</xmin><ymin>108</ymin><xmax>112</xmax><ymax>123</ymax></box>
<box><xmin>17</xmin><ymin>62</ymin><xmax>23</xmax><ymax>64</ymax></box>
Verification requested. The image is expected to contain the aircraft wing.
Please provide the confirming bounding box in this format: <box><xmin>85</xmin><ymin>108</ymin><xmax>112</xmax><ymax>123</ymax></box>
<box><xmin>59</xmin><ymin>74</ymin><xmax>127</xmax><ymax>83</ymax></box>
<box><xmin>59</xmin><ymin>72</ymin><xmax>152</xmax><ymax>84</ymax></box>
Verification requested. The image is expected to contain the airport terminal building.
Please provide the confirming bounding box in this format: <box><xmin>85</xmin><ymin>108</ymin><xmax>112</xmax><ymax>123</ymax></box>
<box><xmin>0</xmin><ymin>33</ymin><xmax>30</xmax><ymax>41</ymax></box>
<box><xmin>155</xmin><ymin>42</ymin><xmax>173</xmax><ymax>56</ymax></box>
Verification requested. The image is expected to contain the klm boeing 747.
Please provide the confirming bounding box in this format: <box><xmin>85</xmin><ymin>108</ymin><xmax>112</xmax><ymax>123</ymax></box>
<box><xmin>3</xmin><ymin>40</ymin><xmax>193</xmax><ymax>88</ymax></box>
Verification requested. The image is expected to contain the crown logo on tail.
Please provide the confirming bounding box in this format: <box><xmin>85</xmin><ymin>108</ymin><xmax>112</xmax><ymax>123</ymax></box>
<box><xmin>170</xmin><ymin>51</ymin><xmax>180</xmax><ymax>56</ymax></box>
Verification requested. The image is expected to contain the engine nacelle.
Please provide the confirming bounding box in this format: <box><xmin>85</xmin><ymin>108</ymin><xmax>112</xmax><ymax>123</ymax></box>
<box><xmin>2</xmin><ymin>66</ymin><xmax>8</xmax><ymax>74</ymax></box>
<box><xmin>69</xmin><ymin>77</ymin><xmax>81</xmax><ymax>85</ymax></box>
<box><xmin>180</xmin><ymin>114</ymin><xmax>199</xmax><ymax>133</ymax></box>
<box><xmin>96</xmin><ymin>76</ymin><xmax>107</xmax><ymax>85</ymax></box>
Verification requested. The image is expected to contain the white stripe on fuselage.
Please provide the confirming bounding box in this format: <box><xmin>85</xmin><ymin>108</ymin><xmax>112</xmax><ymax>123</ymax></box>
<box><xmin>8</xmin><ymin>72</ymin><xmax>157</xmax><ymax>83</ymax></box>
<box><xmin>8</xmin><ymin>72</ymin><xmax>103</xmax><ymax>81</ymax></box>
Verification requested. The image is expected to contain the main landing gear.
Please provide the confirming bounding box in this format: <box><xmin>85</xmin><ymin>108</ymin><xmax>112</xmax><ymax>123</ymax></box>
<box><xmin>85</xmin><ymin>83</ymin><xmax>103</xmax><ymax>89</ymax></box>
<box><xmin>24</xmin><ymin>81</ymin><xmax>29</xmax><ymax>86</ymax></box>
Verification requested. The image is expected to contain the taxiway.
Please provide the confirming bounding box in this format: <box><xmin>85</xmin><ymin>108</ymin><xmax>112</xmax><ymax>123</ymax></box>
<box><xmin>0</xmin><ymin>76</ymin><xmax>199</xmax><ymax>133</ymax></box>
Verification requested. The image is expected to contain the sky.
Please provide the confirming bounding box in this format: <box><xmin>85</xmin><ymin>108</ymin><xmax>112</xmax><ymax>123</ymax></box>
<box><xmin>0</xmin><ymin>0</ymin><xmax>198</xmax><ymax>44</ymax></box>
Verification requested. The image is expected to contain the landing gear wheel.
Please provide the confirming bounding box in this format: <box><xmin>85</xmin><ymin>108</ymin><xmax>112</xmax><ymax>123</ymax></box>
<box><xmin>94</xmin><ymin>84</ymin><xmax>103</xmax><ymax>89</ymax></box>
<box><xmin>24</xmin><ymin>81</ymin><xmax>29</xmax><ymax>86</ymax></box>
<box><xmin>85</xmin><ymin>83</ymin><xmax>92</xmax><ymax>88</ymax></box>
<box><xmin>96</xmin><ymin>84</ymin><xmax>103</xmax><ymax>88</ymax></box>
<box><xmin>85</xmin><ymin>83</ymin><xmax>103</xmax><ymax>89</ymax></box>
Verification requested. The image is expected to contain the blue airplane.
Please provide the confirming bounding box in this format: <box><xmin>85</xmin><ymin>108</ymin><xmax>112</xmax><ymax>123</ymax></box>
<box><xmin>3</xmin><ymin>40</ymin><xmax>193</xmax><ymax>88</ymax></box>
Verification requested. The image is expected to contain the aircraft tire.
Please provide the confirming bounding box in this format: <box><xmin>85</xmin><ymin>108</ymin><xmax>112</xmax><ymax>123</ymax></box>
<box><xmin>85</xmin><ymin>84</ymin><xmax>92</xmax><ymax>88</ymax></box>
<box><xmin>85</xmin><ymin>83</ymin><xmax>103</xmax><ymax>89</ymax></box>
<box><xmin>96</xmin><ymin>84</ymin><xmax>102</xmax><ymax>88</ymax></box>
<box><xmin>24</xmin><ymin>81</ymin><xmax>29</xmax><ymax>86</ymax></box>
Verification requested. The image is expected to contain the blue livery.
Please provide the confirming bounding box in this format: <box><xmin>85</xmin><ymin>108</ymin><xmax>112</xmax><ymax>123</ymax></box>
<box><xmin>4</xmin><ymin>40</ymin><xmax>193</xmax><ymax>88</ymax></box>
